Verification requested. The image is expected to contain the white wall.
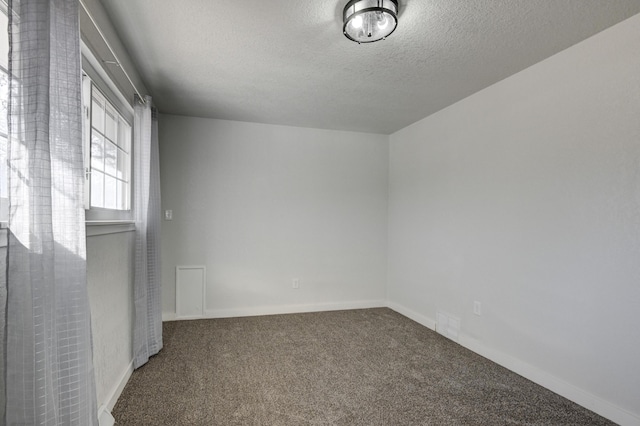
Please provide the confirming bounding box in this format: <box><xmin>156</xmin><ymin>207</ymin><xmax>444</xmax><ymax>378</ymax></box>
<box><xmin>388</xmin><ymin>14</ymin><xmax>640</xmax><ymax>425</ymax></box>
<box><xmin>159</xmin><ymin>116</ymin><xmax>388</xmax><ymax>318</ymax></box>
<box><xmin>87</xmin><ymin>231</ymin><xmax>135</xmax><ymax>413</ymax></box>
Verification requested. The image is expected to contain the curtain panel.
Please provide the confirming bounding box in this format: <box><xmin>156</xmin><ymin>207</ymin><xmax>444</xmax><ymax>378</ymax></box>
<box><xmin>1</xmin><ymin>0</ymin><xmax>98</xmax><ymax>424</ymax></box>
<box><xmin>133</xmin><ymin>97</ymin><xmax>163</xmax><ymax>369</ymax></box>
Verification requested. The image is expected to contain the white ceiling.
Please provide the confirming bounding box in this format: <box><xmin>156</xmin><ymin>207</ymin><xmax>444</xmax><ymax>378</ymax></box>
<box><xmin>99</xmin><ymin>0</ymin><xmax>640</xmax><ymax>135</ymax></box>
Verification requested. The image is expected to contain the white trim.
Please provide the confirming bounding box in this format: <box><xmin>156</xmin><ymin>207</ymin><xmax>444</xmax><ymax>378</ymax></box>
<box><xmin>5</xmin><ymin>222</ymin><xmax>135</xmax><ymax>240</ymax></box>
<box><xmin>385</xmin><ymin>301</ymin><xmax>436</xmax><ymax>330</ymax></box>
<box><xmin>82</xmin><ymin>74</ymin><xmax>92</xmax><ymax>209</ymax></box>
<box><xmin>385</xmin><ymin>302</ymin><xmax>640</xmax><ymax>426</ymax></box>
<box><xmin>81</xmin><ymin>41</ymin><xmax>133</xmax><ymax>114</ymax></box>
<box><xmin>1</xmin><ymin>222</ymin><xmax>136</xmax><ymax>240</ymax></box>
<box><xmin>78</xmin><ymin>0</ymin><xmax>146</xmax><ymax>104</ymax></box>
<box><xmin>98</xmin><ymin>406</ymin><xmax>115</xmax><ymax>426</ymax></box>
<box><xmin>163</xmin><ymin>299</ymin><xmax>386</xmax><ymax>322</ymax></box>
<box><xmin>162</xmin><ymin>311</ymin><xmax>177</xmax><ymax>322</ymax></box>
<box><xmin>86</xmin><ymin>221</ymin><xmax>135</xmax><ymax>237</ymax></box>
<box><xmin>1</xmin><ymin>222</ymin><xmax>135</xmax><ymax>240</ymax></box>
<box><xmin>459</xmin><ymin>334</ymin><xmax>640</xmax><ymax>426</ymax></box>
<box><xmin>206</xmin><ymin>299</ymin><xmax>386</xmax><ymax>319</ymax></box>
<box><xmin>103</xmin><ymin>360</ymin><xmax>133</xmax><ymax>412</ymax></box>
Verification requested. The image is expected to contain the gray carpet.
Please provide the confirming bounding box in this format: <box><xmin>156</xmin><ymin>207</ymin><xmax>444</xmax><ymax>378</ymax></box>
<box><xmin>112</xmin><ymin>308</ymin><xmax>613</xmax><ymax>425</ymax></box>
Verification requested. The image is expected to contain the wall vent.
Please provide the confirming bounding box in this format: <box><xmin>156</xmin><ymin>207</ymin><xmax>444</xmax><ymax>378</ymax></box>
<box><xmin>436</xmin><ymin>311</ymin><xmax>460</xmax><ymax>342</ymax></box>
<box><xmin>176</xmin><ymin>265</ymin><xmax>206</xmax><ymax>319</ymax></box>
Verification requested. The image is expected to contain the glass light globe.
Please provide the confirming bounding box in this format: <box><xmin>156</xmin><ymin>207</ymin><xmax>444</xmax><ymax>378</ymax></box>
<box><xmin>377</xmin><ymin>13</ymin><xmax>389</xmax><ymax>30</ymax></box>
<box><xmin>343</xmin><ymin>0</ymin><xmax>398</xmax><ymax>44</ymax></box>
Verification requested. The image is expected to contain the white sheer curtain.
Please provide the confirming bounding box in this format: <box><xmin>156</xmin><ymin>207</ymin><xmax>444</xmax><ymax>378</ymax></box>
<box><xmin>1</xmin><ymin>0</ymin><xmax>98</xmax><ymax>424</ymax></box>
<box><xmin>133</xmin><ymin>96</ymin><xmax>163</xmax><ymax>368</ymax></box>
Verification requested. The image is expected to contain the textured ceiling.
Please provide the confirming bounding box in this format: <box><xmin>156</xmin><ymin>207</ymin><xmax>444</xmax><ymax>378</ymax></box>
<box><xmin>99</xmin><ymin>0</ymin><xmax>640</xmax><ymax>134</ymax></box>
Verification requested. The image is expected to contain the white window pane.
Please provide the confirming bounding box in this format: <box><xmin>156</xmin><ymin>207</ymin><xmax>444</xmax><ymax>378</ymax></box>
<box><xmin>104</xmin><ymin>139</ymin><xmax>117</xmax><ymax>177</ymax></box>
<box><xmin>0</xmin><ymin>12</ymin><xmax>8</xmax><ymax>70</ymax></box>
<box><xmin>0</xmin><ymin>197</ymin><xmax>7</xmax><ymax>222</ymax></box>
<box><xmin>91</xmin><ymin>96</ymin><xmax>105</xmax><ymax>134</ymax></box>
<box><xmin>0</xmin><ymin>72</ymin><xmax>7</xmax><ymax>136</ymax></box>
<box><xmin>87</xmin><ymin>81</ymin><xmax>131</xmax><ymax>214</ymax></box>
<box><xmin>104</xmin><ymin>175</ymin><xmax>117</xmax><ymax>209</ymax></box>
<box><xmin>91</xmin><ymin>132</ymin><xmax>104</xmax><ymax>171</ymax></box>
<box><xmin>119</xmin><ymin>120</ymin><xmax>131</xmax><ymax>153</ymax></box>
<box><xmin>117</xmin><ymin>150</ymin><xmax>129</xmax><ymax>181</ymax></box>
<box><xmin>116</xmin><ymin>179</ymin><xmax>128</xmax><ymax>210</ymax></box>
<box><xmin>0</xmin><ymin>135</ymin><xmax>6</xmax><ymax>198</ymax></box>
<box><xmin>91</xmin><ymin>171</ymin><xmax>104</xmax><ymax>208</ymax></box>
<box><xmin>105</xmin><ymin>108</ymin><xmax>117</xmax><ymax>141</ymax></box>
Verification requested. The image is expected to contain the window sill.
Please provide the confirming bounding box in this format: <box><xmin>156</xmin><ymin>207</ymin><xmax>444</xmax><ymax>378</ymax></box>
<box><xmin>0</xmin><ymin>222</ymin><xmax>6</xmax><ymax>248</ymax></box>
<box><xmin>86</xmin><ymin>220</ymin><xmax>135</xmax><ymax>237</ymax></box>
<box><xmin>0</xmin><ymin>221</ymin><xmax>135</xmax><ymax>247</ymax></box>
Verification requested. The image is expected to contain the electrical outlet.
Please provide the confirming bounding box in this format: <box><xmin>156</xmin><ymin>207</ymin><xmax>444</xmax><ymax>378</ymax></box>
<box><xmin>164</xmin><ymin>209</ymin><xmax>173</xmax><ymax>221</ymax></box>
<box><xmin>473</xmin><ymin>301</ymin><xmax>482</xmax><ymax>316</ymax></box>
<box><xmin>292</xmin><ymin>278</ymin><xmax>300</xmax><ymax>289</ymax></box>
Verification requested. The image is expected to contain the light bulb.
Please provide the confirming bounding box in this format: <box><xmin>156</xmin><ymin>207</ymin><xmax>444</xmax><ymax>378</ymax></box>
<box><xmin>351</xmin><ymin>15</ymin><xmax>363</xmax><ymax>29</ymax></box>
<box><xmin>377</xmin><ymin>14</ymin><xmax>389</xmax><ymax>30</ymax></box>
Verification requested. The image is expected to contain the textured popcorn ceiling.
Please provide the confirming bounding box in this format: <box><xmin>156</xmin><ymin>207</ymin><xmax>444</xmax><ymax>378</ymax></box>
<box><xmin>100</xmin><ymin>0</ymin><xmax>640</xmax><ymax>134</ymax></box>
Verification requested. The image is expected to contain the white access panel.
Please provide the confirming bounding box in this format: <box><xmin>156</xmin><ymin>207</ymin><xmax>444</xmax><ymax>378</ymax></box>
<box><xmin>436</xmin><ymin>311</ymin><xmax>460</xmax><ymax>342</ymax></box>
<box><xmin>176</xmin><ymin>266</ymin><xmax>206</xmax><ymax>319</ymax></box>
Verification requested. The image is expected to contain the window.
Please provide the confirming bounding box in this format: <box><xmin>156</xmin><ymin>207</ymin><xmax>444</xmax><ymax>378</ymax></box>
<box><xmin>0</xmin><ymin>7</ymin><xmax>9</xmax><ymax>223</ymax></box>
<box><xmin>83</xmin><ymin>77</ymin><xmax>131</xmax><ymax>212</ymax></box>
<box><xmin>81</xmin><ymin>45</ymin><xmax>134</xmax><ymax>222</ymax></box>
<box><xmin>0</xmin><ymin>8</ymin><xmax>133</xmax><ymax>225</ymax></box>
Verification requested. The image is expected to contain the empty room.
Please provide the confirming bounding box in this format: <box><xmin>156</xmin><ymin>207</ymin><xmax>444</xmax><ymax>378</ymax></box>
<box><xmin>0</xmin><ymin>0</ymin><xmax>639</xmax><ymax>425</ymax></box>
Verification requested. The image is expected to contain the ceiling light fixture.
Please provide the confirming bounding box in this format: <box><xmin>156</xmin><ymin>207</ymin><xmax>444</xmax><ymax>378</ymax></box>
<box><xmin>343</xmin><ymin>0</ymin><xmax>398</xmax><ymax>44</ymax></box>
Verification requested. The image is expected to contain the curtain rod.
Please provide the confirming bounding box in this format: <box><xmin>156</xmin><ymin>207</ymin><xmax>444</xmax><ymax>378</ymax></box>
<box><xmin>78</xmin><ymin>0</ymin><xmax>147</xmax><ymax>105</ymax></box>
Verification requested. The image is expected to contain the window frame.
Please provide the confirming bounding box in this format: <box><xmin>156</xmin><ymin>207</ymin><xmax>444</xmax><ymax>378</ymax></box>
<box><xmin>0</xmin><ymin>60</ymin><xmax>8</xmax><ymax>226</ymax></box>
<box><xmin>81</xmin><ymin>42</ymin><xmax>134</xmax><ymax>222</ymax></box>
<box><xmin>0</xmin><ymin>4</ymin><xmax>9</xmax><ymax>226</ymax></box>
<box><xmin>0</xmin><ymin>16</ymin><xmax>136</xmax><ymax>230</ymax></box>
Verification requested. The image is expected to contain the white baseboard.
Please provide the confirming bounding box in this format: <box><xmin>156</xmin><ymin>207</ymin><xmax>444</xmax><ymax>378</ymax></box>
<box><xmin>162</xmin><ymin>311</ymin><xmax>176</xmax><ymax>322</ymax></box>
<box><xmin>386</xmin><ymin>302</ymin><xmax>640</xmax><ymax>426</ymax></box>
<box><xmin>206</xmin><ymin>299</ymin><xmax>386</xmax><ymax>319</ymax></box>
<box><xmin>385</xmin><ymin>301</ymin><xmax>436</xmax><ymax>331</ymax></box>
<box><xmin>97</xmin><ymin>406</ymin><xmax>115</xmax><ymax>426</ymax></box>
<box><xmin>104</xmin><ymin>360</ymin><xmax>134</xmax><ymax>412</ymax></box>
<box><xmin>163</xmin><ymin>300</ymin><xmax>386</xmax><ymax>321</ymax></box>
<box><xmin>460</xmin><ymin>335</ymin><xmax>639</xmax><ymax>426</ymax></box>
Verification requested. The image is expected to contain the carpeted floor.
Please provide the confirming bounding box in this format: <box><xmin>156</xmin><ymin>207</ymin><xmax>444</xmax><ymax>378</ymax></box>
<box><xmin>112</xmin><ymin>308</ymin><xmax>613</xmax><ymax>425</ymax></box>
